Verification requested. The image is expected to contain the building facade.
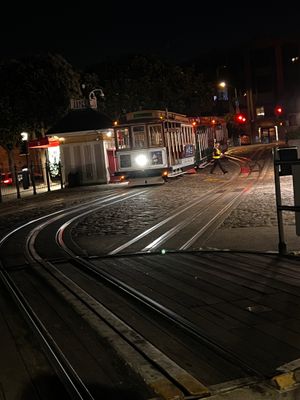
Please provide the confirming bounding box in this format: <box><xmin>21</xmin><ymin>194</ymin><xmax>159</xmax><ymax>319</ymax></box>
<box><xmin>243</xmin><ymin>36</ymin><xmax>300</xmax><ymax>143</ymax></box>
<box><xmin>47</xmin><ymin>108</ymin><xmax>115</xmax><ymax>186</ymax></box>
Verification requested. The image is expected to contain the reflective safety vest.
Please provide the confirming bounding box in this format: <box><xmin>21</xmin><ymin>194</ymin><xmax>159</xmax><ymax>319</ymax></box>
<box><xmin>213</xmin><ymin>147</ymin><xmax>222</xmax><ymax>159</ymax></box>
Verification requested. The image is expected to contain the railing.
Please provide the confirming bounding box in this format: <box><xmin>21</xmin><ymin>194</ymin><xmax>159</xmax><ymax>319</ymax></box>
<box><xmin>0</xmin><ymin>162</ymin><xmax>64</xmax><ymax>203</ymax></box>
<box><xmin>273</xmin><ymin>147</ymin><xmax>300</xmax><ymax>254</ymax></box>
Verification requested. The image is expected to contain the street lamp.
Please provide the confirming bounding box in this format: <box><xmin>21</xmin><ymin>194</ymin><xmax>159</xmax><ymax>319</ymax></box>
<box><xmin>20</xmin><ymin>132</ymin><xmax>29</xmax><ymax>166</ymax></box>
<box><xmin>218</xmin><ymin>81</ymin><xmax>240</xmax><ymax>114</ymax></box>
<box><xmin>21</xmin><ymin>131</ymin><xmax>28</xmax><ymax>142</ymax></box>
<box><xmin>89</xmin><ymin>88</ymin><xmax>105</xmax><ymax>109</ymax></box>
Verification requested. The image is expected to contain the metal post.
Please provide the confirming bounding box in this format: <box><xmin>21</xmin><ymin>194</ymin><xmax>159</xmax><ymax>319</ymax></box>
<box><xmin>0</xmin><ymin>170</ymin><xmax>2</xmax><ymax>203</ymax></box>
<box><xmin>58</xmin><ymin>161</ymin><xmax>64</xmax><ymax>189</ymax></box>
<box><xmin>14</xmin><ymin>165</ymin><xmax>21</xmax><ymax>199</ymax></box>
<box><xmin>273</xmin><ymin>149</ymin><xmax>287</xmax><ymax>254</ymax></box>
<box><xmin>30</xmin><ymin>162</ymin><xmax>37</xmax><ymax>195</ymax></box>
<box><xmin>45</xmin><ymin>162</ymin><xmax>51</xmax><ymax>192</ymax></box>
<box><xmin>197</xmin><ymin>132</ymin><xmax>202</xmax><ymax>163</ymax></box>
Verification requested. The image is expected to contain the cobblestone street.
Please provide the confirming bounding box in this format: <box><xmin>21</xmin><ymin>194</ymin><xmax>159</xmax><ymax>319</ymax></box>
<box><xmin>1</xmin><ymin>153</ymin><xmax>299</xmax><ymax>253</ymax></box>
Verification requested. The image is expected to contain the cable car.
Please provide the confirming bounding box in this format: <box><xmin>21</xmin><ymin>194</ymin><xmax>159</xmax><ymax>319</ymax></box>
<box><xmin>113</xmin><ymin>110</ymin><xmax>196</xmax><ymax>185</ymax></box>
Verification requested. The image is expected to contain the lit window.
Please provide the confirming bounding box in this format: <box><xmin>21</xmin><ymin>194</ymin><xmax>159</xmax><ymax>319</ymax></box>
<box><xmin>116</xmin><ymin>128</ymin><xmax>130</xmax><ymax>149</ymax></box>
<box><xmin>148</xmin><ymin>125</ymin><xmax>163</xmax><ymax>147</ymax></box>
<box><xmin>132</xmin><ymin>125</ymin><xmax>146</xmax><ymax>148</ymax></box>
<box><xmin>256</xmin><ymin>107</ymin><xmax>265</xmax><ymax>117</ymax></box>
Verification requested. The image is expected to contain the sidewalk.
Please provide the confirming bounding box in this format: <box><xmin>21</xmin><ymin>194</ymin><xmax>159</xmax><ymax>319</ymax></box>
<box><xmin>205</xmin><ymin>225</ymin><xmax>300</xmax><ymax>255</ymax></box>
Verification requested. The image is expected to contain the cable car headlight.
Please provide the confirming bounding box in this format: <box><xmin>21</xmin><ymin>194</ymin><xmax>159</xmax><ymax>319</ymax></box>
<box><xmin>135</xmin><ymin>154</ymin><xmax>148</xmax><ymax>167</ymax></box>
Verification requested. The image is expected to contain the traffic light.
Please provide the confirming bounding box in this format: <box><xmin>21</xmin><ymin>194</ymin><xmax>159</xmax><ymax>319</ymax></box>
<box><xmin>275</xmin><ymin>106</ymin><xmax>283</xmax><ymax>116</ymax></box>
<box><xmin>235</xmin><ymin>114</ymin><xmax>246</xmax><ymax>123</ymax></box>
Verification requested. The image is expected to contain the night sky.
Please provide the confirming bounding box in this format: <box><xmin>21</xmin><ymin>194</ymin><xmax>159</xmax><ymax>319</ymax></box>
<box><xmin>2</xmin><ymin>4</ymin><xmax>300</xmax><ymax>69</ymax></box>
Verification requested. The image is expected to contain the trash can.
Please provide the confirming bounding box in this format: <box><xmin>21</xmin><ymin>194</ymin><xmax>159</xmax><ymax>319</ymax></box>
<box><xmin>277</xmin><ymin>147</ymin><xmax>298</xmax><ymax>176</ymax></box>
<box><xmin>22</xmin><ymin>168</ymin><xmax>30</xmax><ymax>189</ymax></box>
<box><xmin>67</xmin><ymin>171</ymin><xmax>80</xmax><ymax>187</ymax></box>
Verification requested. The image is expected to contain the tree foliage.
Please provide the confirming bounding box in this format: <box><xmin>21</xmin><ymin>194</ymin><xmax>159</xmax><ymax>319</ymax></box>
<box><xmin>0</xmin><ymin>59</ymin><xmax>27</xmax><ymax>151</ymax></box>
<box><xmin>20</xmin><ymin>53</ymin><xmax>82</xmax><ymax>134</ymax></box>
<box><xmin>0</xmin><ymin>52</ymin><xmax>216</xmax><ymax>156</ymax></box>
<box><xmin>0</xmin><ymin>53</ymin><xmax>81</xmax><ymax>149</ymax></box>
<box><xmin>83</xmin><ymin>55</ymin><xmax>215</xmax><ymax>119</ymax></box>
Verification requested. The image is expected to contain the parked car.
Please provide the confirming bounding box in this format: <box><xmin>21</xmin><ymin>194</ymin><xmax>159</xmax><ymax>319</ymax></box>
<box><xmin>1</xmin><ymin>171</ymin><xmax>24</xmax><ymax>185</ymax></box>
<box><xmin>0</xmin><ymin>172</ymin><xmax>13</xmax><ymax>185</ymax></box>
<box><xmin>240</xmin><ymin>134</ymin><xmax>251</xmax><ymax>145</ymax></box>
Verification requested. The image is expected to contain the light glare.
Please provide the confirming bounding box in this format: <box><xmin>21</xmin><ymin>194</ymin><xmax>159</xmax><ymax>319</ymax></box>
<box><xmin>135</xmin><ymin>154</ymin><xmax>148</xmax><ymax>167</ymax></box>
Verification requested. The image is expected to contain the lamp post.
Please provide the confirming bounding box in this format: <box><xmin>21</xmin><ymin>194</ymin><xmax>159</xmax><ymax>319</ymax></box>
<box><xmin>20</xmin><ymin>132</ymin><xmax>29</xmax><ymax>167</ymax></box>
<box><xmin>218</xmin><ymin>81</ymin><xmax>240</xmax><ymax>114</ymax></box>
<box><xmin>89</xmin><ymin>88</ymin><xmax>105</xmax><ymax>109</ymax></box>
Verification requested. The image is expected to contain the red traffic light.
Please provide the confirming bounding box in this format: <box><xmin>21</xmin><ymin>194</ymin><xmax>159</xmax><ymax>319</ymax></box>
<box><xmin>275</xmin><ymin>106</ymin><xmax>283</xmax><ymax>116</ymax></box>
<box><xmin>236</xmin><ymin>114</ymin><xmax>246</xmax><ymax>123</ymax></box>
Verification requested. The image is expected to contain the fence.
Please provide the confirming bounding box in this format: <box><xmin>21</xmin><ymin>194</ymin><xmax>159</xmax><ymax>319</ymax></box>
<box><xmin>0</xmin><ymin>161</ymin><xmax>63</xmax><ymax>203</ymax></box>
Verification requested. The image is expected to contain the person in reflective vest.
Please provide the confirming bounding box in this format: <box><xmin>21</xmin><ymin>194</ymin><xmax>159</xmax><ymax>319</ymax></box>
<box><xmin>210</xmin><ymin>142</ymin><xmax>228</xmax><ymax>174</ymax></box>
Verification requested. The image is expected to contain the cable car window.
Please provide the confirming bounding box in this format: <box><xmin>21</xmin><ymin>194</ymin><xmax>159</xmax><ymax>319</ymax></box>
<box><xmin>183</xmin><ymin>144</ymin><xmax>195</xmax><ymax>157</ymax></box>
<box><xmin>119</xmin><ymin>154</ymin><xmax>131</xmax><ymax>168</ymax></box>
<box><xmin>150</xmin><ymin>150</ymin><xmax>163</xmax><ymax>165</ymax></box>
<box><xmin>116</xmin><ymin>128</ymin><xmax>130</xmax><ymax>149</ymax></box>
<box><xmin>148</xmin><ymin>125</ymin><xmax>163</xmax><ymax>146</ymax></box>
<box><xmin>132</xmin><ymin>125</ymin><xmax>146</xmax><ymax>148</ymax></box>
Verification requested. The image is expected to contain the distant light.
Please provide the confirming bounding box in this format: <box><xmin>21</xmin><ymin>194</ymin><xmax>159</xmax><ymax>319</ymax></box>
<box><xmin>106</xmin><ymin>131</ymin><xmax>112</xmax><ymax>137</ymax></box>
<box><xmin>161</xmin><ymin>249</ymin><xmax>166</xmax><ymax>255</ymax></box>
<box><xmin>292</xmin><ymin>56</ymin><xmax>299</xmax><ymax>63</ymax></box>
<box><xmin>256</xmin><ymin>107</ymin><xmax>265</xmax><ymax>116</ymax></box>
<box><xmin>21</xmin><ymin>132</ymin><xmax>28</xmax><ymax>141</ymax></box>
<box><xmin>236</xmin><ymin>114</ymin><xmax>246</xmax><ymax>123</ymax></box>
<box><xmin>219</xmin><ymin>81</ymin><xmax>226</xmax><ymax>88</ymax></box>
<box><xmin>113</xmin><ymin>121</ymin><xmax>118</xmax><ymax>126</ymax></box>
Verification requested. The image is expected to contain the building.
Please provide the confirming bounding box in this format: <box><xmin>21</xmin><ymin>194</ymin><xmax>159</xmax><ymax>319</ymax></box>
<box><xmin>205</xmin><ymin>35</ymin><xmax>300</xmax><ymax>144</ymax></box>
<box><xmin>47</xmin><ymin>108</ymin><xmax>115</xmax><ymax>186</ymax></box>
<box><xmin>241</xmin><ymin>36</ymin><xmax>300</xmax><ymax>143</ymax></box>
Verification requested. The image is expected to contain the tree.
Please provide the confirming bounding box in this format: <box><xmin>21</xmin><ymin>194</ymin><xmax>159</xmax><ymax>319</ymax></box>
<box><xmin>0</xmin><ymin>54</ymin><xmax>81</xmax><ymax>174</ymax></box>
<box><xmin>0</xmin><ymin>59</ymin><xmax>28</xmax><ymax>174</ymax></box>
<box><xmin>18</xmin><ymin>53</ymin><xmax>82</xmax><ymax>135</ymax></box>
<box><xmin>84</xmin><ymin>55</ymin><xmax>215</xmax><ymax>118</ymax></box>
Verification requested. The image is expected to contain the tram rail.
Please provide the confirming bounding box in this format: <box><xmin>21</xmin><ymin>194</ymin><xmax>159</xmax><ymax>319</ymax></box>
<box><xmin>27</xmin><ymin>199</ymin><xmax>267</xmax><ymax>388</ymax></box>
<box><xmin>0</xmin><ymin>189</ymin><xmax>163</xmax><ymax>399</ymax></box>
<box><xmin>0</xmin><ymin>188</ymin><xmax>217</xmax><ymax>399</ymax></box>
<box><xmin>0</xmin><ymin>146</ymin><xmax>285</xmax><ymax>399</ymax></box>
<box><xmin>101</xmin><ymin>148</ymin><xmax>272</xmax><ymax>255</ymax></box>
